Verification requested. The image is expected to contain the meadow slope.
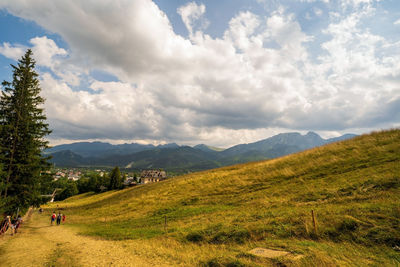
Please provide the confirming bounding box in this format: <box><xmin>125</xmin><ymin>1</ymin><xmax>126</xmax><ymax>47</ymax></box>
<box><xmin>3</xmin><ymin>129</ymin><xmax>399</xmax><ymax>266</ymax></box>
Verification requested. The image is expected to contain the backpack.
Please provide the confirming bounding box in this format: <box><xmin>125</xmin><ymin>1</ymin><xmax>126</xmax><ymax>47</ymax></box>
<box><xmin>52</xmin><ymin>214</ymin><xmax>56</xmax><ymax>219</ymax></box>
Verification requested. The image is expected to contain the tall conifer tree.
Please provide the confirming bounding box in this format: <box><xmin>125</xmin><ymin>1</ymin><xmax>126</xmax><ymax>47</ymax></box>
<box><xmin>109</xmin><ymin>166</ymin><xmax>122</xmax><ymax>190</ymax></box>
<box><xmin>0</xmin><ymin>49</ymin><xmax>51</xmax><ymax>213</ymax></box>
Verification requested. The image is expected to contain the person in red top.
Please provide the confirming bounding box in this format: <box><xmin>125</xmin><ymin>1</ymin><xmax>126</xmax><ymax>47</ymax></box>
<box><xmin>51</xmin><ymin>212</ymin><xmax>56</xmax><ymax>225</ymax></box>
<box><xmin>62</xmin><ymin>214</ymin><xmax>66</xmax><ymax>223</ymax></box>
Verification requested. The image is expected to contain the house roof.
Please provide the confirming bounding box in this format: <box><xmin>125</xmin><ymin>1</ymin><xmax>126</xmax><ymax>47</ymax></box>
<box><xmin>140</xmin><ymin>170</ymin><xmax>166</xmax><ymax>178</ymax></box>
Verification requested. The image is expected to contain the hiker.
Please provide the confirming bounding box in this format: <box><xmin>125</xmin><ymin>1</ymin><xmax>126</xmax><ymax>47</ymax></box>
<box><xmin>10</xmin><ymin>217</ymin><xmax>17</xmax><ymax>235</ymax></box>
<box><xmin>56</xmin><ymin>212</ymin><xmax>62</xmax><ymax>225</ymax></box>
<box><xmin>0</xmin><ymin>216</ymin><xmax>9</xmax><ymax>234</ymax></box>
<box><xmin>5</xmin><ymin>216</ymin><xmax>11</xmax><ymax>234</ymax></box>
<box><xmin>62</xmin><ymin>214</ymin><xmax>66</xmax><ymax>223</ymax></box>
<box><xmin>15</xmin><ymin>216</ymin><xmax>23</xmax><ymax>233</ymax></box>
<box><xmin>51</xmin><ymin>211</ymin><xmax>56</xmax><ymax>225</ymax></box>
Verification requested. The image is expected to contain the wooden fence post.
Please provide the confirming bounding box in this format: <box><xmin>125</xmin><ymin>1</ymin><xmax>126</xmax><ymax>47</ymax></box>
<box><xmin>311</xmin><ymin>210</ymin><xmax>318</xmax><ymax>235</ymax></box>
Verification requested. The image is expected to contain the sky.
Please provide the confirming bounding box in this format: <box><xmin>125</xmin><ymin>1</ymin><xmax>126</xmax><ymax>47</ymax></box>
<box><xmin>0</xmin><ymin>0</ymin><xmax>399</xmax><ymax>148</ymax></box>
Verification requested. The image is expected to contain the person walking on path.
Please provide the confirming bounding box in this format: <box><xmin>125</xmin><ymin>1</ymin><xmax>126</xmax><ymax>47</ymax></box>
<box><xmin>51</xmin><ymin>212</ymin><xmax>56</xmax><ymax>225</ymax></box>
<box><xmin>62</xmin><ymin>214</ymin><xmax>66</xmax><ymax>223</ymax></box>
<box><xmin>0</xmin><ymin>216</ymin><xmax>10</xmax><ymax>235</ymax></box>
<box><xmin>15</xmin><ymin>216</ymin><xmax>23</xmax><ymax>233</ymax></box>
<box><xmin>10</xmin><ymin>217</ymin><xmax>16</xmax><ymax>235</ymax></box>
<box><xmin>56</xmin><ymin>212</ymin><xmax>62</xmax><ymax>225</ymax></box>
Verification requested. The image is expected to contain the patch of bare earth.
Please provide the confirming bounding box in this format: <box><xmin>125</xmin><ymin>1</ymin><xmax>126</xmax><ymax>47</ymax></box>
<box><xmin>248</xmin><ymin>247</ymin><xmax>304</xmax><ymax>260</ymax></box>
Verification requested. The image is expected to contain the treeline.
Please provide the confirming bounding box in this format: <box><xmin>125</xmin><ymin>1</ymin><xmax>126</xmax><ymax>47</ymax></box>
<box><xmin>0</xmin><ymin>50</ymin><xmax>52</xmax><ymax>216</ymax></box>
<box><xmin>51</xmin><ymin>166</ymin><xmax>136</xmax><ymax>201</ymax></box>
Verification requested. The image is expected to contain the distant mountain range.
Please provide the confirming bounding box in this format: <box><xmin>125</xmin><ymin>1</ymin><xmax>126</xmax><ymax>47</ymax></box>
<box><xmin>46</xmin><ymin>132</ymin><xmax>357</xmax><ymax>173</ymax></box>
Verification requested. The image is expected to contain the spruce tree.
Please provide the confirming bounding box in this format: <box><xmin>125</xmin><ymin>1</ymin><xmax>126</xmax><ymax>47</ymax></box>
<box><xmin>88</xmin><ymin>174</ymin><xmax>99</xmax><ymax>192</ymax></box>
<box><xmin>109</xmin><ymin>166</ymin><xmax>121</xmax><ymax>190</ymax></box>
<box><xmin>0</xmin><ymin>49</ymin><xmax>51</xmax><ymax>214</ymax></box>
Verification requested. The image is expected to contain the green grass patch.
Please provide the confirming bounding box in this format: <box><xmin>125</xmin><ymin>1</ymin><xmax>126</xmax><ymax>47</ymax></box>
<box><xmin>45</xmin><ymin>243</ymin><xmax>80</xmax><ymax>267</ymax></box>
<box><xmin>77</xmin><ymin>223</ymin><xmax>164</xmax><ymax>240</ymax></box>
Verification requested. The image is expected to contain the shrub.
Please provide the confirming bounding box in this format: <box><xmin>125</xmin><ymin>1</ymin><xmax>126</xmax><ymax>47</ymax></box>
<box><xmin>337</xmin><ymin>218</ymin><xmax>359</xmax><ymax>232</ymax></box>
<box><xmin>186</xmin><ymin>232</ymin><xmax>204</xmax><ymax>243</ymax></box>
<box><xmin>226</xmin><ymin>261</ymin><xmax>245</xmax><ymax>267</ymax></box>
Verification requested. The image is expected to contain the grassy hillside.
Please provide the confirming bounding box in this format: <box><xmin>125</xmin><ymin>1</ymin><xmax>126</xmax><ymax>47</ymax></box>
<box><xmin>46</xmin><ymin>129</ymin><xmax>400</xmax><ymax>266</ymax></box>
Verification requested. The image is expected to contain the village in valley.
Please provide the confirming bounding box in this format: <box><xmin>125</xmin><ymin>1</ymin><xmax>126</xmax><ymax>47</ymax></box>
<box><xmin>46</xmin><ymin>167</ymin><xmax>169</xmax><ymax>201</ymax></box>
<box><xmin>52</xmin><ymin>168</ymin><xmax>168</xmax><ymax>186</ymax></box>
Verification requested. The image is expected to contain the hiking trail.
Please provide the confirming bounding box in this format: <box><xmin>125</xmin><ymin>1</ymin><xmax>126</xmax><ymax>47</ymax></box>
<box><xmin>0</xmin><ymin>209</ymin><xmax>171</xmax><ymax>267</ymax></box>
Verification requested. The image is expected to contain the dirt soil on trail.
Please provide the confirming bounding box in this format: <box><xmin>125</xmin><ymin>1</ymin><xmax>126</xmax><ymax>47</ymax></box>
<box><xmin>0</xmin><ymin>210</ymin><xmax>171</xmax><ymax>267</ymax></box>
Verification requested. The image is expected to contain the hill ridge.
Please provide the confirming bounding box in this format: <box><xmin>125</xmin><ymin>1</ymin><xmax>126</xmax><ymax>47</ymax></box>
<box><xmin>48</xmin><ymin>131</ymin><xmax>357</xmax><ymax>171</ymax></box>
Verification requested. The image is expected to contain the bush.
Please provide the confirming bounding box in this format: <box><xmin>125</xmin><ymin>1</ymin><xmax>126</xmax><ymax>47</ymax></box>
<box><xmin>201</xmin><ymin>258</ymin><xmax>223</xmax><ymax>267</ymax></box>
<box><xmin>321</xmin><ymin>218</ymin><xmax>360</xmax><ymax>242</ymax></box>
<box><xmin>337</xmin><ymin>218</ymin><xmax>359</xmax><ymax>232</ymax></box>
<box><xmin>186</xmin><ymin>232</ymin><xmax>204</xmax><ymax>243</ymax></box>
<box><xmin>226</xmin><ymin>261</ymin><xmax>245</xmax><ymax>267</ymax></box>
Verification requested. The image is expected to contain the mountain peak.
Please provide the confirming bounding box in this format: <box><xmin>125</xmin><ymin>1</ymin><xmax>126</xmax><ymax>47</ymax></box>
<box><xmin>306</xmin><ymin>131</ymin><xmax>319</xmax><ymax>137</ymax></box>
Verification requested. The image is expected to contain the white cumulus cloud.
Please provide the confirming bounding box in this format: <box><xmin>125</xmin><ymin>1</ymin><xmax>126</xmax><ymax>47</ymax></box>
<box><xmin>0</xmin><ymin>42</ymin><xmax>25</xmax><ymax>60</ymax></box>
<box><xmin>177</xmin><ymin>2</ymin><xmax>209</xmax><ymax>36</ymax></box>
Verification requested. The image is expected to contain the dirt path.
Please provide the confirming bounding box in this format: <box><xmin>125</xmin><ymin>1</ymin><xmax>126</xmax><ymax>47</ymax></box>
<box><xmin>0</xmin><ymin>210</ymin><xmax>172</xmax><ymax>267</ymax></box>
